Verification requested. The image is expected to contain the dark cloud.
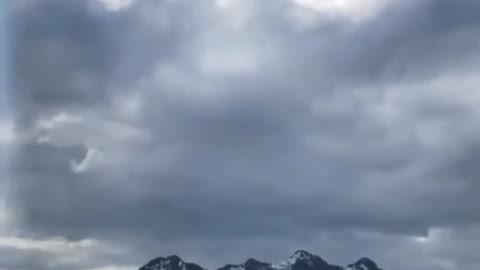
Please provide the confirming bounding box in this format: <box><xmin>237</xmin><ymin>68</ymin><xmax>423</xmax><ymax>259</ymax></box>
<box><xmin>5</xmin><ymin>0</ymin><xmax>480</xmax><ymax>269</ymax></box>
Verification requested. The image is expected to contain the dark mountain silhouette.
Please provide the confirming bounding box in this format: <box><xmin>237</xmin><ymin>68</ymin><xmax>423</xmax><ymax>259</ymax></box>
<box><xmin>139</xmin><ymin>250</ymin><xmax>383</xmax><ymax>270</ymax></box>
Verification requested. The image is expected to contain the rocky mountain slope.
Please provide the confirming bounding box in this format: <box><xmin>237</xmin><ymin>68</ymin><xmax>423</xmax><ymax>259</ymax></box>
<box><xmin>139</xmin><ymin>250</ymin><xmax>383</xmax><ymax>270</ymax></box>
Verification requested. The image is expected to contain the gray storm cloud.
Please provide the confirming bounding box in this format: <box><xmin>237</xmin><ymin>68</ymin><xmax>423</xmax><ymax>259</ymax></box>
<box><xmin>5</xmin><ymin>0</ymin><xmax>480</xmax><ymax>269</ymax></box>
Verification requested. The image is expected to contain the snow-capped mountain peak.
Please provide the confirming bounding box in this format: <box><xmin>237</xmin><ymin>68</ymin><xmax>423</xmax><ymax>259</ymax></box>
<box><xmin>272</xmin><ymin>250</ymin><xmax>327</xmax><ymax>269</ymax></box>
<box><xmin>290</xmin><ymin>250</ymin><xmax>315</xmax><ymax>265</ymax></box>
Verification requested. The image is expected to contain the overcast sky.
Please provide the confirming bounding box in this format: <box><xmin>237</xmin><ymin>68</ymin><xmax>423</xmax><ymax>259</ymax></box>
<box><xmin>1</xmin><ymin>0</ymin><xmax>480</xmax><ymax>269</ymax></box>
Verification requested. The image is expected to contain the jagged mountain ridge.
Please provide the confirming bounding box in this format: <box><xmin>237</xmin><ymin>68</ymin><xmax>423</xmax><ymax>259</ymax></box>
<box><xmin>139</xmin><ymin>250</ymin><xmax>383</xmax><ymax>270</ymax></box>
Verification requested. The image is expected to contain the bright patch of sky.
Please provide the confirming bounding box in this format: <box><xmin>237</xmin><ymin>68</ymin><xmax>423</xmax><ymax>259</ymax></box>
<box><xmin>0</xmin><ymin>121</ymin><xmax>12</xmax><ymax>145</ymax></box>
<box><xmin>97</xmin><ymin>0</ymin><xmax>136</xmax><ymax>11</ymax></box>
<box><xmin>292</xmin><ymin>0</ymin><xmax>393</xmax><ymax>21</ymax></box>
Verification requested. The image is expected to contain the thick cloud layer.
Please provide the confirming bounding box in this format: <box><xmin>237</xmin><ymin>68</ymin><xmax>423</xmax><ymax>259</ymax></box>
<box><xmin>4</xmin><ymin>0</ymin><xmax>480</xmax><ymax>269</ymax></box>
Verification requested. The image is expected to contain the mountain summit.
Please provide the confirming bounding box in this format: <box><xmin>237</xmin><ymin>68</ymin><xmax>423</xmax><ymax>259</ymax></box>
<box><xmin>139</xmin><ymin>251</ymin><xmax>383</xmax><ymax>270</ymax></box>
<box><xmin>140</xmin><ymin>255</ymin><xmax>205</xmax><ymax>270</ymax></box>
<box><xmin>346</xmin><ymin>258</ymin><xmax>382</xmax><ymax>270</ymax></box>
<box><xmin>270</xmin><ymin>250</ymin><xmax>337</xmax><ymax>270</ymax></box>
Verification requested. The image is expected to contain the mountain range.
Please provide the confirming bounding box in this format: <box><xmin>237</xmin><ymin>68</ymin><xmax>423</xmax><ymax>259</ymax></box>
<box><xmin>139</xmin><ymin>250</ymin><xmax>383</xmax><ymax>270</ymax></box>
